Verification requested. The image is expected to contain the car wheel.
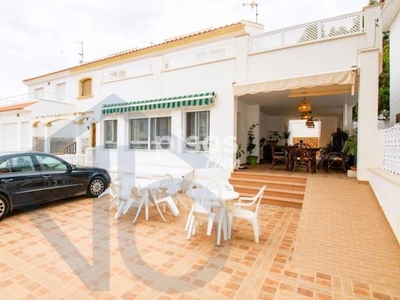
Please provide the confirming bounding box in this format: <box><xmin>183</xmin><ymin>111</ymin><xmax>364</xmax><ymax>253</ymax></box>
<box><xmin>0</xmin><ymin>195</ymin><xmax>10</xmax><ymax>221</ymax></box>
<box><xmin>87</xmin><ymin>176</ymin><xmax>106</xmax><ymax>197</ymax></box>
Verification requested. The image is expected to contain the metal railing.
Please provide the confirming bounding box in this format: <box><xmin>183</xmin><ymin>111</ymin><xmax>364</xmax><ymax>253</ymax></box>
<box><xmin>383</xmin><ymin>125</ymin><xmax>400</xmax><ymax>175</ymax></box>
<box><xmin>0</xmin><ymin>92</ymin><xmax>74</xmax><ymax>106</ymax></box>
<box><xmin>249</xmin><ymin>12</ymin><xmax>364</xmax><ymax>54</ymax></box>
<box><xmin>64</xmin><ymin>142</ymin><xmax>77</xmax><ymax>155</ymax></box>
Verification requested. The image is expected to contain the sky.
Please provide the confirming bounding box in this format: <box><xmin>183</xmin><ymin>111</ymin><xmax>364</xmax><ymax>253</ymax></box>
<box><xmin>0</xmin><ymin>0</ymin><xmax>368</xmax><ymax>99</ymax></box>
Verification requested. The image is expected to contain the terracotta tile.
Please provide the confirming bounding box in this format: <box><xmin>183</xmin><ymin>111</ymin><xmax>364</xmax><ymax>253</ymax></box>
<box><xmin>0</xmin><ymin>178</ymin><xmax>399</xmax><ymax>299</ymax></box>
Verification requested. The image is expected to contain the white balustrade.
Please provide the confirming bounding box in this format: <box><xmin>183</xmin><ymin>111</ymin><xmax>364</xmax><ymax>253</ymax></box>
<box><xmin>0</xmin><ymin>92</ymin><xmax>73</xmax><ymax>106</ymax></box>
<box><xmin>103</xmin><ymin>59</ymin><xmax>153</xmax><ymax>82</ymax></box>
<box><xmin>249</xmin><ymin>12</ymin><xmax>363</xmax><ymax>54</ymax></box>
<box><xmin>383</xmin><ymin>125</ymin><xmax>400</xmax><ymax>175</ymax></box>
<box><xmin>163</xmin><ymin>40</ymin><xmax>235</xmax><ymax>71</ymax></box>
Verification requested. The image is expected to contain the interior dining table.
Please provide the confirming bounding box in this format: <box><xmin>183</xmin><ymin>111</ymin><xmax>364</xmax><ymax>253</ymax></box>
<box><xmin>283</xmin><ymin>146</ymin><xmax>320</xmax><ymax>173</ymax></box>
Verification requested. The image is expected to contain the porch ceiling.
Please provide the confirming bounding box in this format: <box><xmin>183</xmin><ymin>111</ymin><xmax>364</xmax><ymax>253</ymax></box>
<box><xmin>238</xmin><ymin>83</ymin><xmax>358</xmax><ymax>117</ymax></box>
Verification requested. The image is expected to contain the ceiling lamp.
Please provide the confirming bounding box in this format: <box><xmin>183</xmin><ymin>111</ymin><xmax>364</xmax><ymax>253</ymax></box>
<box><xmin>300</xmin><ymin>111</ymin><xmax>312</xmax><ymax>120</ymax></box>
<box><xmin>306</xmin><ymin>119</ymin><xmax>315</xmax><ymax>128</ymax></box>
<box><xmin>298</xmin><ymin>97</ymin><xmax>312</xmax><ymax>113</ymax></box>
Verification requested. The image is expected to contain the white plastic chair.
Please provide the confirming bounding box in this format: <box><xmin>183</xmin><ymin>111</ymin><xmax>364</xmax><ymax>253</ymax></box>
<box><xmin>230</xmin><ymin>186</ymin><xmax>266</xmax><ymax>243</ymax></box>
<box><xmin>218</xmin><ymin>181</ymin><xmax>234</xmax><ymax>191</ymax></box>
<box><xmin>113</xmin><ymin>177</ymin><xmax>143</xmax><ymax>220</ymax></box>
<box><xmin>186</xmin><ymin>180</ymin><xmax>227</xmax><ymax>245</ymax></box>
<box><xmin>149</xmin><ymin>174</ymin><xmax>180</xmax><ymax>220</ymax></box>
<box><xmin>158</xmin><ymin>174</ymin><xmax>187</xmax><ymax>210</ymax></box>
<box><xmin>100</xmin><ymin>178</ymin><xmax>120</xmax><ymax>211</ymax></box>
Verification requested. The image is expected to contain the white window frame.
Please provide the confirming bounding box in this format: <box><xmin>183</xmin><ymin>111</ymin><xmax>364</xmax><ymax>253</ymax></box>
<box><xmin>129</xmin><ymin>116</ymin><xmax>171</xmax><ymax>150</ymax></box>
<box><xmin>104</xmin><ymin>119</ymin><xmax>118</xmax><ymax>149</ymax></box>
<box><xmin>33</xmin><ymin>87</ymin><xmax>44</xmax><ymax>99</ymax></box>
<box><xmin>186</xmin><ymin>111</ymin><xmax>210</xmax><ymax>152</ymax></box>
<box><xmin>55</xmin><ymin>82</ymin><xmax>66</xmax><ymax>101</ymax></box>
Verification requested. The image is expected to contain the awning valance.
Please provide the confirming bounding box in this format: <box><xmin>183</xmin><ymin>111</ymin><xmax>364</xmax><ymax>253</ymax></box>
<box><xmin>233</xmin><ymin>69</ymin><xmax>358</xmax><ymax>97</ymax></box>
<box><xmin>101</xmin><ymin>92</ymin><xmax>216</xmax><ymax>115</ymax></box>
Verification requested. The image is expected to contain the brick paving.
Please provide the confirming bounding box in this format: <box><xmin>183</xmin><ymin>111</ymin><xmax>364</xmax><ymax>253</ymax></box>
<box><xmin>0</xmin><ymin>172</ymin><xmax>399</xmax><ymax>299</ymax></box>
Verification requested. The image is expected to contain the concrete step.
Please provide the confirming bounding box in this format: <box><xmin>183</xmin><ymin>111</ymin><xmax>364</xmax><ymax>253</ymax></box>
<box><xmin>231</xmin><ymin>171</ymin><xmax>307</xmax><ymax>184</ymax></box>
<box><xmin>238</xmin><ymin>191</ymin><xmax>303</xmax><ymax>209</ymax></box>
<box><xmin>229</xmin><ymin>171</ymin><xmax>307</xmax><ymax>208</ymax></box>
<box><xmin>233</xmin><ymin>184</ymin><xmax>304</xmax><ymax>200</ymax></box>
<box><xmin>229</xmin><ymin>178</ymin><xmax>306</xmax><ymax>192</ymax></box>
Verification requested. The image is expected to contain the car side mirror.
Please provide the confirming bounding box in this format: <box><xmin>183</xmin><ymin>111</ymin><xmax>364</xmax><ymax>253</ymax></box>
<box><xmin>67</xmin><ymin>164</ymin><xmax>76</xmax><ymax>172</ymax></box>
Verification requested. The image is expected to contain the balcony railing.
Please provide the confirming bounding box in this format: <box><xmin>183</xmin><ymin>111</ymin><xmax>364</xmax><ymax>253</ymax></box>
<box><xmin>383</xmin><ymin>125</ymin><xmax>400</xmax><ymax>175</ymax></box>
<box><xmin>163</xmin><ymin>40</ymin><xmax>235</xmax><ymax>71</ymax></box>
<box><xmin>0</xmin><ymin>92</ymin><xmax>74</xmax><ymax>107</ymax></box>
<box><xmin>103</xmin><ymin>59</ymin><xmax>153</xmax><ymax>83</ymax></box>
<box><xmin>249</xmin><ymin>12</ymin><xmax>364</xmax><ymax>54</ymax></box>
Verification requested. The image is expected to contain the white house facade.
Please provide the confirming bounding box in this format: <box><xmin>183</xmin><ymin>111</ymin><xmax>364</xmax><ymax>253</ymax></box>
<box><xmin>0</xmin><ymin>2</ymin><xmax>399</xmax><ymax>235</ymax></box>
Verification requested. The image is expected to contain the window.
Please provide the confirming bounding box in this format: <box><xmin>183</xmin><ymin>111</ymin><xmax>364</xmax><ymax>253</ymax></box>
<box><xmin>104</xmin><ymin>120</ymin><xmax>117</xmax><ymax>149</ymax></box>
<box><xmin>8</xmin><ymin>155</ymin><xmax>35</xmax><ymax>173</ymax></box>
<box><xmin>34</xmin><ymin>87</ymin><xmax>44</xmax><ymax>99</ymax></box>
<box><xmin>129</xmin><ymin>118</ymin><xmax>148</xmax><ymax>149</ymax></box>
<box><xmin>150</xmin><ymin>117</ymin><xmax>171</xmax><ymax>150</ymax></box>
<box><xmin>186</xmin><ymin>111</ymin><xmax>210</xmax><ymax>151</ymax></box>
<box><xmin>55</xmin><ymin>83</ymin><xmax>66</xmax><ymax>101</ymax></box>
<box><xmin>129</xmin><ymin>117</ymin><xmax>171</xmax><ymax>150</ymax></box>
<box><xmin>79</xmin><ymin>78</ymin><xmax>92</xmax><ymax>98</ymax></box>
<box><xmin>34</xmin><ymin>154</ymin><xmax>68</xmax><ymax>171</ymax></box>
<box><xmin>0</xmin><ymin>160</ymin><xmax>10</xmax><ymax>173</ymax></box>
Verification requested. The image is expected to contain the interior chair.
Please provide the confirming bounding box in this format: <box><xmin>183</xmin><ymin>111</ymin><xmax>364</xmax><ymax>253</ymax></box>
<box><xmin>292</xmin><ymin>148</ymin><xmax>313</xmax><ymax>172</ymax></box>
<box><xmin>186</xmin><ymin>180</ymin><xmax>227</xmax><ymax>245</ymax></box>
<box><xmin>229</xmin><ymin>185</ymin><xmax>266</xmax><ymax>243</ymax></box>
<box><xmin>326</xmin><ymin>143</ymin><xmax>349</xmax><ymax>173</ymax></box>
<box><xmin>293</xmin><ymin>142</ymin><xmax>311</xmax><ymax>148</ymax></box>
<box><xmin>270</xmin><ymin>145</ymin><xmax>287</xmax><ymax>170</ymax></box>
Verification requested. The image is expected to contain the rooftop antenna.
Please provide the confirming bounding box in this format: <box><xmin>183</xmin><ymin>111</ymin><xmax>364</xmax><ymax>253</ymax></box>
<box><xmin>78</xmin><ymin>41</ymin><xmax>84</xmax><ymax>64</ymax></box>
<box><xmin>242</xmin><ymin>1</ymin><xmax>259</xmax><ymax>23</ymax></box>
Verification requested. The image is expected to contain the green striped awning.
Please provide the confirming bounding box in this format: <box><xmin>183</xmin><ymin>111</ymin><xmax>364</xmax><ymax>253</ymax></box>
<box><xmin>101</xmin><ymin>92</ymin><xmax>216</xmax><ymax>115</ymax></box>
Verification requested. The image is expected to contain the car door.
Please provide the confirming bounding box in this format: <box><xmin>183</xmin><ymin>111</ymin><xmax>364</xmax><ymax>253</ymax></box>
<box><xmin>0</xmin><ymin>155</ymin><xmax>44</xmax><ymax>207</ymax></box>
<box><xmin>33</xmin><ymin>154</ymin><xmax>85</xmax><ymax>202</ymax></box>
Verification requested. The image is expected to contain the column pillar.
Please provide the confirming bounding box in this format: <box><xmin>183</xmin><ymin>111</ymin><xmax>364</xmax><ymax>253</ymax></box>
<box><xmin>44</xmin><ymin>124</ymin><xmax>51</xmax><ymax>153</ymax></box>
<box><xmin>75</xmin><ymin>124</ymin><xmax>83</xmax><ymax>154</ymax></box>
<box><xmin>357</xmin><ymin>48</ymin><xmax>381</xmax><ymax>180</ymax></box>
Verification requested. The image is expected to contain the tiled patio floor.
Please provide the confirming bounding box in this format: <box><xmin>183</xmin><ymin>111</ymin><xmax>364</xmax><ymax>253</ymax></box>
<box><xmin>0</xmin><ymin>172</ymin><xmax>399</xmax><ymax>299</ymax></box>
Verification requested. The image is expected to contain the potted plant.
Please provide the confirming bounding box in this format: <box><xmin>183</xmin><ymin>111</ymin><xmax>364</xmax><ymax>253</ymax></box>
<box><xmin>236</xmin><ymin>143</ymin><xmax>245</xmax><ymax>169</ymax></box>
<box><xmin>281</xmin><ymin>130</ymin><xmax>291</xmax><ymax>146</ymax></box>
<box><xmin>268</xmin><ymin>131</ymin><xmax>282</xmax><ymax>143</ymax></box>
<box><xmin>247</xmin><ymin>124</ymin><xmax>259</xmax><ymax>166</ymax></box>
<box><xmin>346</xmin><ymin>135</ymin><xmax>357</xmax><ymax>171</ymax></box>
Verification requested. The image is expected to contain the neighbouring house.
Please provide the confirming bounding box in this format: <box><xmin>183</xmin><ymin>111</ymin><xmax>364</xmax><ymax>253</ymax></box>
<box><xmin>0</xmin><ymin>2</ymin><xmax>399</xmax><ymax>240</ymax></box>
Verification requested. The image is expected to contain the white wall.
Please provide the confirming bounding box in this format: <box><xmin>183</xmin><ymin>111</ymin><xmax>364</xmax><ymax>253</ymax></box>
<box><xmin>390</xmin><ymin>9</ymin><xmax>400</xmax><ymax>125</ymax></box>
<box><xmin>247</xmin><ymin>36</ymin><xmax>364</xmax><ymax>83</ymax></box>
<box><xmin>289</xmin><ymin>120</ymin><xmax>320</xmax><ymax>138</ymax></box>
<box><xmin>369</xmin><ymin>169</ymin><xmax>400</xmax><ymax>244</ymax></box>
<box><xmin>266</xmin><ymin>116</ymin><xmax>286</xmax><ymax>145</ymax></box>
<box><xmin>320</xmin><ymin>117</ymin><xmax>339</xmax><ymax>148</ymax></box>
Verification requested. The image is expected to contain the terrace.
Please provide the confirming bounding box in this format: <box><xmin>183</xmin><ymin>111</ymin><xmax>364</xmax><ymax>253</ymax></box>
<box><xmin>0</xmin><ymin>172</ymin><xmax>399</xmax><ymax>299</ymax></box>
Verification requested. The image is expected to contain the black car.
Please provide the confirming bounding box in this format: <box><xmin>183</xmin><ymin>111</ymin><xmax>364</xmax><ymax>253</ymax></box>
<box><xmin>0</xmin><ymin>152</ymin><xmax>111</xmax><ymax>220</ymax></box>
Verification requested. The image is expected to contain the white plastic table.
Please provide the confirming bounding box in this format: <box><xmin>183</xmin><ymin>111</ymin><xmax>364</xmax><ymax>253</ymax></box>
<box><xmin>186</xmin><ymin>188</ymin><xmax>239</xmax><ymax>241</ymax></box>
<box><xmin>132</xmin><ymin>178</ymin><xmax>165</xmax><ymax>223</ymax></box>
